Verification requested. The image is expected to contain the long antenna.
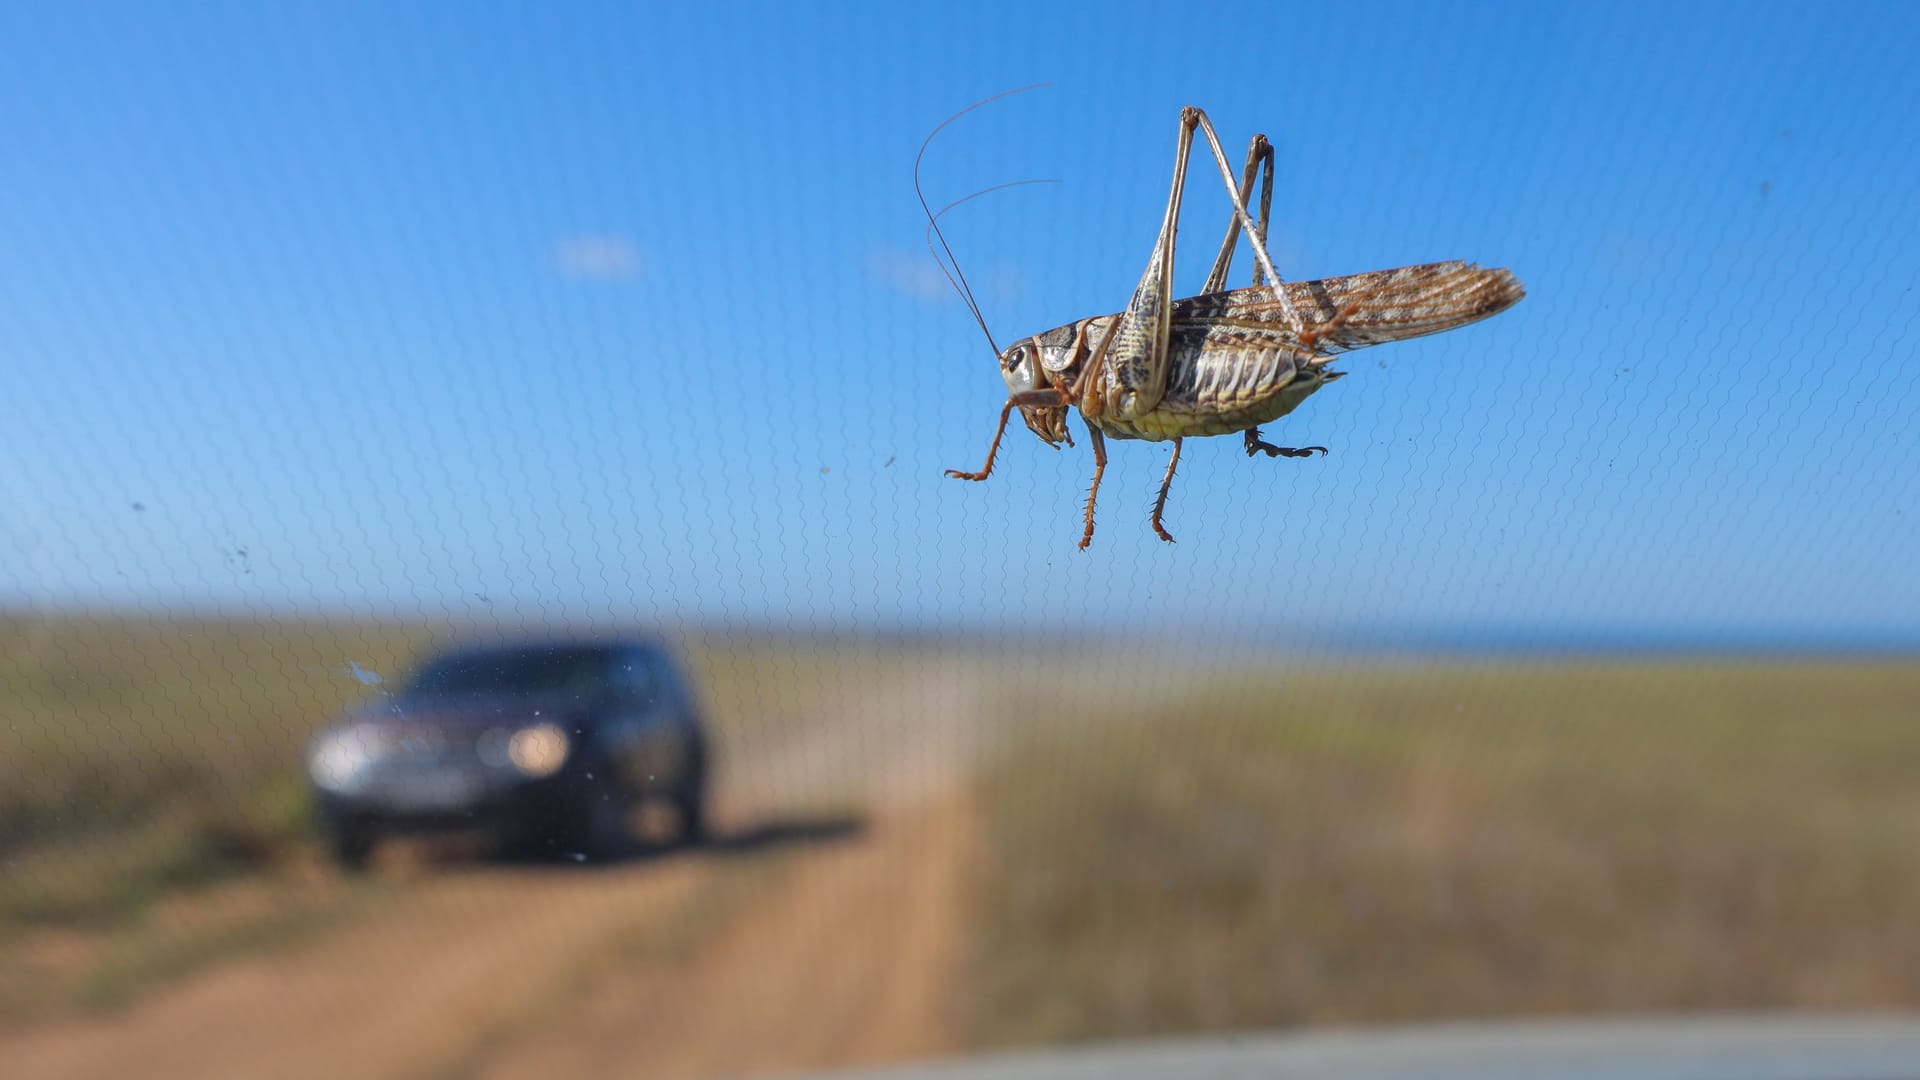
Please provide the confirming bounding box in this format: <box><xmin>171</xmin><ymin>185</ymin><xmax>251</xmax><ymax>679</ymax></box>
<box><xmin>914</xmin><ymin>84</ymin><xmax>1054</xmax><ymax>358</ymax></box>
<box><xmin>926</xmin><ymin>177</ymin><xmax>1060</xmax><ymax>302</ymax></box>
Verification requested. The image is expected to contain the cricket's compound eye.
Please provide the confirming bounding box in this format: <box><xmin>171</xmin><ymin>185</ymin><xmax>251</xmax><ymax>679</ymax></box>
<box><xmin>999</xmin><ymin>342</ymin><xmax>1040</xmax><ymax>396</ymax></box>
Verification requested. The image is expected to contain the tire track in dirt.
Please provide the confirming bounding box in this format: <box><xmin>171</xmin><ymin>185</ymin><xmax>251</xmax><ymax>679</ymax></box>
<box><xmin>471</xmin><ymin>796</ymin><xmax>974</xmax><ymax>1079</ymax></box>
<box><xmin>4</xmin><ymin>855</ymin><xmax>716</xmax><ymax>1079</ymax></box>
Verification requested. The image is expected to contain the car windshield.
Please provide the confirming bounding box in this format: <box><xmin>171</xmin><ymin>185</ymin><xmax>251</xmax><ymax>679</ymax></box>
<box><xmin>402</xmin><ymin>647</ymin><xmax>611</xmax><ymax>701</ymax></box>
<box><xmin>6</xmin><ymin>5</ymin><xmax>1919</xmax><ymax>1079</ymax></box>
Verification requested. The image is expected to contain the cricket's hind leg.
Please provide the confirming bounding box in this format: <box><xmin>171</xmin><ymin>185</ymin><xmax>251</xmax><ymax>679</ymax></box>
<box><xmin>1202</xmin><ymin>134</ymin><xmax>1275</xmax><ymax>294</ymax></box>
<box><xmin>1244</xmin><ymin>428</ymin><xmax>1327</xmax><ymax>459</ymax></box>
<box><xmin>1101</xmin><ymin>108</ymin><xmax>1305</xmax><ymax>424</ymax></box>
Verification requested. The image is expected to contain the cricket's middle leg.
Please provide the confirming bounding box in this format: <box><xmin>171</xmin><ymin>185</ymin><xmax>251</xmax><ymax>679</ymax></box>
<box><xmin>1078</xmin><ymin>427</ymin><xmax>1109</xmax><ymax>551</ymax></box>
<box><xmin>1151</xmin><ymin>437</ymin><xmax>1184</xmax><ymax>544</ymax></box>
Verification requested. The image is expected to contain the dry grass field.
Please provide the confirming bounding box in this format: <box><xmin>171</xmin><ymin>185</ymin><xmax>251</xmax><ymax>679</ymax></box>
<box><xmin>3</xmin><ymin>612</ymin><xmax>1918</xmax><ymax>1076</ymax></box>
<box><xmin>966</xmin><ymin>664</ymin><xmax>1920</xmax><ymax>1046</ymax></box>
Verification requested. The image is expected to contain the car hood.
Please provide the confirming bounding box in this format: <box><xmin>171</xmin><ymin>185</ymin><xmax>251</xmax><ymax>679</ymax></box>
<box><xmin>335</xmin><ymin>694</ymin><xmax>591</xmax><ymax>733</ymax></box>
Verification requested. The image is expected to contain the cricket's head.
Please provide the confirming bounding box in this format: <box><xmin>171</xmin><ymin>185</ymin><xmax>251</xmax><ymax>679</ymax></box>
<box><xmin>915</xmin><ymin>87</ymin><xmax>1065</xmax><ymax>450</ymax></box>
<box><xmin>999</xmin><ymin>339</ymin><xmax>1071</xmax><ymax>446</ymax></box>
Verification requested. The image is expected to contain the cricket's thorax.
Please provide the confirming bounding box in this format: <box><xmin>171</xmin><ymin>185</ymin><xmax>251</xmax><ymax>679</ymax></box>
<box><xmin>1020</xmin><ymin>311</ymin><xmax>1343</xmax><ymax>443</ymax></box>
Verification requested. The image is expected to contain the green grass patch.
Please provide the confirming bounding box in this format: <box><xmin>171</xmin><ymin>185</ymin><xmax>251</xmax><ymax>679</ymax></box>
<box><xmin>966</xmin><ymin>661</ymin><xmax>1920</xmax><ymax>1048</ymax></box>
<box><xmin>0</xmin><ymin>612</ymin><xmax>937</xmax><ymax>938</ymax></box>
<box><xmin>0</xmin><ymin>613</ymin><xmax>434</xmax><ymax>860</ymax></box>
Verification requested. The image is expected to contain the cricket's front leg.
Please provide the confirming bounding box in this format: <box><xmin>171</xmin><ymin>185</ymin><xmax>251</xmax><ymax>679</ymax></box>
<box><xmin>945</xmin><ymin>389</ymin><xmax>1068</xmax><ymax>481</ymax></box>
<box><xmin>1244</xmin><ymin>427</ymin><xmax>1327</xmax><ymax>459</ymax></box>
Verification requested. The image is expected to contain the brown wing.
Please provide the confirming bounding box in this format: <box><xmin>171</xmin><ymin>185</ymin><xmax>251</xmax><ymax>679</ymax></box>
<box><xmin>1171</xmin><ymin>261</ymin><xmax>1525</xmax><ymax>355</ymax></box>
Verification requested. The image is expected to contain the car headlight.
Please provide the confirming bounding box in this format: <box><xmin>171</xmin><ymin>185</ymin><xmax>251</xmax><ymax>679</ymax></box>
<box><xmin>309</xmin><ymin>726</ymin><xmax>381</xmax><ymax>793</ymax></box>
<box><xmin>507</xmin><ymin>723</ymin><xmax>570</xmax><ymax>778</ymax></box>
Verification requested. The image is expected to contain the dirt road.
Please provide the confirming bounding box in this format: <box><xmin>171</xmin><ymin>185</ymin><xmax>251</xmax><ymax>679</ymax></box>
<box><xmin>5</xmin><ymin>659</ymin><xmax>1007</xmax><ymax>1080</ymax></box>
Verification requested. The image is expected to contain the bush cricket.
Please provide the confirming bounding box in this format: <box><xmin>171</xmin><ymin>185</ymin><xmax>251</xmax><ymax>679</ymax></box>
<box><xmin>923</xmin><ymin>100</ymin><xmax>1526</xmax><ymax>548</ymax></box>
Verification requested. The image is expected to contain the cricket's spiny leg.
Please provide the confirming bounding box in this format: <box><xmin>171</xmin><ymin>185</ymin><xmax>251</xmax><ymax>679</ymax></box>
<box><xmin>1251</xmin><ymin>137</ymin><xmax>1274</xmax><ymax>287</ymax></box>
<box><xmin>1078</xmin><ymin>427</ymin><xmax>1109</xmax><ymax>551</ymax></box>
<box><xmin>945</xmin><ymin>389</ymin><xmax>1067</xmax><ymax>482</ymax></box>
<box><xmin>1244</xmin><ymin>428</ymin><xmax>1327</xmax><ymax>459</ymax></box>
<box><xmin>1151</xmin><ymin>437</ymin><xmax>1184</xmax><ymax>544</ymax></box>
<box><xmin>1189</xmin><ymin>109</ymin><xmax>1305</xmax><ymax>337</ymax></box>
<box><xmin>1108</xmin><ymin>109</ymin><xmax>1301</xmax><ymax>422</ymax></box>
<box><xmin>1101</xmin><ymin>110</ymin><xmax>1200</xmax><ymax>419</ymax></box>
<box><xmin>1203</xmin><ymin>135</ymin><xmax>1273</xmax><ymax>295</ymax></box>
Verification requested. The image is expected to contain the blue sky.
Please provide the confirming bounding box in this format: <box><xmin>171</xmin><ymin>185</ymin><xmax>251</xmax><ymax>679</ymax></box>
<box><xmin>2</xmin><ymin>1</ymin><xmax>1916</xmax><ymax>647</ymax></box>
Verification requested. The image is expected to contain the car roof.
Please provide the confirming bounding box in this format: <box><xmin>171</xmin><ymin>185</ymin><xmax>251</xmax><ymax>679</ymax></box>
<box><xmin>422</xmin><ymin>636</ymin><xmax>666</xmax><ymax>661</ymax></box>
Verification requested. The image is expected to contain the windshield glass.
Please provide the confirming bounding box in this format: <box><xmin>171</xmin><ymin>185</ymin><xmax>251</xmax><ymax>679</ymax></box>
<box><xmin>402</xmin><ymin>647</ymin><xmax>611</xmax><ymax>700</ymax></box>
<box><xmin>4</xmin><ymin>4</ymin><xmax>1917</xmax><ymax>1078</ymax></box>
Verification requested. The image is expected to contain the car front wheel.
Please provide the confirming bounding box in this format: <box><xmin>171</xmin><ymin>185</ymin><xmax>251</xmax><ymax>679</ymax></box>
<box><xmin>572</xmin><ymin>778</ymin><xmax>634</xmax><ymax>861</ymax></box>
<box><xmin>675</xmin><ymin>782</ymin><xmax>707</xmax><ymax>846</ymax></box>
<box><xmin>326</xmin><ymin>822</ymin><xmax>377</xmax><ymax>872</ymax></box>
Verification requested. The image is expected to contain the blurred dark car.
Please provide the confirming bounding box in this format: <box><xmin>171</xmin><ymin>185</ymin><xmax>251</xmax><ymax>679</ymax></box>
<box><xmin>307</xmin><ymin>638</ymin><xmax>709</xmax><ymax>868</ymax></box>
